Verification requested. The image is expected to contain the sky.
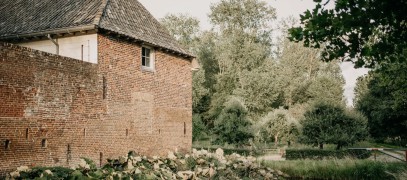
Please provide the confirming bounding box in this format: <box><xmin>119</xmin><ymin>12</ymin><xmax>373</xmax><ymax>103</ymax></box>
<box><xmin>138</xmin><ymin>0</ymin><xmax>369</xmax><ymax>106</ymax></box>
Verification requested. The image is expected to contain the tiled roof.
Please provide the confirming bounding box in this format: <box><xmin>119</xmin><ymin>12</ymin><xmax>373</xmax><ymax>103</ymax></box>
<box><xmin>0</xmin><ymin>0</ymin><xmax>192</xmax><ymax>57</ymax></box>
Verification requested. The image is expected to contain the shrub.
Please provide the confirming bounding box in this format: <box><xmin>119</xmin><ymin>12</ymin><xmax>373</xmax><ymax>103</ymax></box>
<box><xmin>213</xmin><ymin>97</ymin><xmax>253</xmax><ymax>145</ymax></box>
<box><xmin>255</xmin><ymin>109</ymin><xmax>299</xmax><ymax>147</ymax></box>
<box><xmin>300</xmin><ymin>101</ymin><xmax>368</xmax><ymax>149</ymax></box>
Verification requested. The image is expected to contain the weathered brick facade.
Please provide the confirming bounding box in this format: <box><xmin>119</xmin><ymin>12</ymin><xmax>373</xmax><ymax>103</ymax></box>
<box><xmin>0</xmin><ymin>34</ymin><xmax>192</xmax><ymax>176</ymax></box>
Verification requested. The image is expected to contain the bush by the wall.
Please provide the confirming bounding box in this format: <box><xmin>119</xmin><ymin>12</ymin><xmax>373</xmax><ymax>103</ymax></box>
<box><xmin>285</xmin><ymin>149</ymin><xmax>371</xmax><ymax>160</ymax></box>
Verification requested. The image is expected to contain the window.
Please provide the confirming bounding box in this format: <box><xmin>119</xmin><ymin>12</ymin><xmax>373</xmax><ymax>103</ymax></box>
<box><xmin>41</xmin><ymin>139</ymin><xmax>47</xmax><ymax>148</ymax></box>
<box><xmin>5</xmin><ymin>140</ymin><xmax>10</xmax><ymax>150</ymax></box>
<box><xmin>141</xmin><ymin>46</ymin><xmax>154</xmax><ymax>70</ymax></box>
<box><xmin>103</xmin><ymin>76</ymin><xmax>107</xmax><ymax>99</ymax></box>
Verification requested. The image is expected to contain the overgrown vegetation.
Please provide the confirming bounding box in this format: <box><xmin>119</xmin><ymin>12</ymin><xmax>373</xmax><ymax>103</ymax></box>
<box><xmin>161</xmin><ymin>2</ymin><xmax>405</xmax><ymax>179</ymax></box>
<box><xmin>161</xmin><ymin>0</ymin><xmax>346</xmax><ymax>148</ymax></box>
<box><xmin>290</xmin><ymin>0</ymin><xmax>407</xmax><ymax>145</ymax></box>
<box><xmin>8</xmin><ymin>149</ymin><xmax>289</xmax><ymax>180</ymax></box>
<box><xmin>264</xmin><ymin>159</ymin><xmax>407</xmax><ymax>180</ymax></box>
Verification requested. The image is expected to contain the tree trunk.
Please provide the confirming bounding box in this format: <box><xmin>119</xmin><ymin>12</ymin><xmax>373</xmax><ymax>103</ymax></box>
<box><xmin>336</xmin><ymin>144</ymin><xmax>342</xmax><ymax>150</ymax></box>
<box><xmin>274</xmin><ymin>133</ymin><xmax>279</xmax><ymax>147</ymax></box>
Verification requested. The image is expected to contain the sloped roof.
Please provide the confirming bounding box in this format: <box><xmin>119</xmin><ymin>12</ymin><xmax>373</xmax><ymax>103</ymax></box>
<box><xmin>0</xmin><ymin>0</ymin><xmax>192</xmax><ymax>57</ymax></box>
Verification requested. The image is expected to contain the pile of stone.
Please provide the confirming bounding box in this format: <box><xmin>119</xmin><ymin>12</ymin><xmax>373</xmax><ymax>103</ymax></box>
<box><xmin>8</xmin><ymin>148</ymin><xmax>289</xmax><ymax>179</ymax></box>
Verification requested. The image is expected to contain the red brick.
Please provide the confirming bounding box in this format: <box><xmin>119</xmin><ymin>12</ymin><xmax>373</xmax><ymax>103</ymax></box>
<box><xmin>0</xmin><ymin>34</ymin><xmax>192</xmax><ymax>176</ymax></box>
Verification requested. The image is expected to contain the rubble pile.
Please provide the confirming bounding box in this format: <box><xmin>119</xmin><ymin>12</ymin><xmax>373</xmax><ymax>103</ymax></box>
<box><xmin>8</xmin><ymin>148</ymin><xmax>289</xmax><ymax>179</ymax></box>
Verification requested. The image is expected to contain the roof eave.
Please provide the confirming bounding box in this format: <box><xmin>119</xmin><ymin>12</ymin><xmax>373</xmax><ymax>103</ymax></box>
<box><xmin>99</xmin><ymin>28</ymin><xmax>195</xmax><ymax>60</ymax></box>
<box><xmin>0</xmin><ymin>25</ymin><xmax>97</xmax><ymax>40</ymax></box>
<box><xmin>0</xmin><ymin>24</ymin><xmax>196</xmax><ymax>60</ymax></box>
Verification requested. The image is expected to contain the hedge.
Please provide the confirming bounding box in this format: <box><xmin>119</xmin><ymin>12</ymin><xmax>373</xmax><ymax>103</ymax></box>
<box><xmin>285</xmin><ymin>149</ymin><xmax>371</xmax><ymax>160</ymax></box>
<box><xmin>192</xmin><ymin>147</ymin><xmax>263</xmax><ymax>156</ymax></box>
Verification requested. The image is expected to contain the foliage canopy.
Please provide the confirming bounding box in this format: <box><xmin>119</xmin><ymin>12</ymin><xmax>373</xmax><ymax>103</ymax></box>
<box><xmin>289</xmin><ymin>0</ymin><xmax>407</xmax><ymax>68</ymax></box>
<box><xmin>355</xmin><ymin>60</ymin><xmax>407</xmax><ymax>142</ymax></box>
<box><xmin>300</xmin><ymin>102</ymin><xmax>368</xmax><ymax>149</ymax></box>
<box><xmin>213</xmin><ymin>97</ymin><xmax>253</xmax><ymax>145</ymax></box>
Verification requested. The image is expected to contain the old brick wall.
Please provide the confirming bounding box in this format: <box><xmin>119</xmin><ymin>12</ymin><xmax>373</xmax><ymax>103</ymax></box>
<box><xmin>0</xmin><ymin>42</ymin><xmax>102</xmax><ymax>176</ymax></box>
<box><xmin>0</xmin><ymin>36</ymin><xmax>192</xmax><ymax>176</ymax></box>
<box><xmin>97</xmin><ymin>34</ymin><xmax>192</xmax><ymax>158</ymax></box>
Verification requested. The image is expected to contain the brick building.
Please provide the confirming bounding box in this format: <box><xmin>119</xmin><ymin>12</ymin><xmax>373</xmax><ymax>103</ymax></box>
<box><xmin>0</xmin><ymin>0</ymin><xmax>194</xmax><ymax>175</ymax></box>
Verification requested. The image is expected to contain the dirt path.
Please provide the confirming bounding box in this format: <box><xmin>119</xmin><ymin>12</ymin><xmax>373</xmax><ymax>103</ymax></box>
<box><xmin>257</xmin><ymin>154</ymin><xmax>285</xmax><ymax>161</ymax></box>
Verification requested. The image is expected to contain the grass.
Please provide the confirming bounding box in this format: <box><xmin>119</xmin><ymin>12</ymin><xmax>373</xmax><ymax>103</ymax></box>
<box><xmin>263</xmin><ymin>158</ymin><xmax>407</xmax><ymax>180</ymax></box>
<box><xmin>192</xmin><ymin>140</ymin><xmax>407</xmax><ymax>179</ymax></box>
<box><xmin>353</xmin><ymin>140</ymin><xmax>407</xmax><ymax>149</ymax></box>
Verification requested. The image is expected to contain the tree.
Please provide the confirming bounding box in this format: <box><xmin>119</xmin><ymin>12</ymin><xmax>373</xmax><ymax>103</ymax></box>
<box><xmin>192</xmin><ymin>69</ymin><xmax>209</xmax><ymax>111</ymax></box>
<box><xmin>353</xmin><ymin>74</ymin><xmax>371</xmax><ymax>107</ymax></box>
<box><xmin>233</xmin><ymin>61</ymin><xmax>285</xmax><ymax>117</ymax></box>
<box><xmin>207</xmin><ymin>0</ymin><xmax>277</xmax><ymax>122</ymax></box>
<box><xmin>160</xmin><ymin>14</ymin><xmax>215</xmax><ymax>127</ymax></box>
<box><xmin>355</xmin><ymin>60</ymin><xmax>407</xmax><ymax>143</ymax></box>
<box><xmin>160</xmin><ymin>14</ymin><xmax>200</xmax><ymax>50</ymax></box>
<box><xmin>276</xmin><ymin>39</ymin><xmax>345</xmax><ymax>107</ymax></box>
<box><xmin>257</xmin><ymin>109</ymin><xmax>299</xmax><ymax>147</ymax></box>
<box><xmin>300</xmin><ymin>101</ymin><xmax>368</xmax><ymax>149</ymax></box>
<box><xmin>213</xmin><ymin>97</ymin><xmax>253</xmax><ymax>145</ymax></box>
<box><xmin>289</xmin><ymin>0</ymin><xmax>407</xmax><ymax>68</ymax></box>
<box><xmin>192</xmin><ymin>114</ymin><xmax>207</xmax><ymax>141</ymax></box>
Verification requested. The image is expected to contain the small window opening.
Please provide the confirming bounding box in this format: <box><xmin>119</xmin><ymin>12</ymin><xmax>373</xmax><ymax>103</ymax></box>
<box><xmin>159</xmin><ymin>129</ymin><xmax>161</xmax><ymax>134</ymax></box>
<box><xmin>126</xmin><ymin>129</ymin><xmax>129</xmax><ymax>137</ymax></box>
<box><xmin>103</xmin><ymin>76</ymin><xmax>107</xmax><ymax>99</ymax></box>
<box><xmin>83</xmin><ymin>128</ymin><xmax>87</xmax><ymax>137</ymax></box>
<box><xmin>41</xmin><ymin>139</ymin><xmax>47</xmax><ymax>148</ymax></box>
<box><xmin>100</xmin><ymin>152</ymin><xmax>103</xmax><ymax>167</ymax></box>
<box><xmin>67</xmin><ymin>144</ymin><xmax>72</xmax><ymax>163</ymax></box>
<box><xmin>5</xmin><ymin>140</ymin><xmax>10</xmax><ymax>150</ymax></box>
<box><xmin>184</xmin><ymin>122</ymin><xmax>186</xmax><ymax>136</ymax></box>
<box><xmin>26</xmin><ymin>128</ymin><xmax>29</xmax><ymax>139</ymax></box>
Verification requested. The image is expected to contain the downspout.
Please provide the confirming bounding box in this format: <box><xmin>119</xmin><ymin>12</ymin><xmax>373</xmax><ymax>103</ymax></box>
<box><xmin>47</xmin><ymin>34</ymin><xmax>59</xmax><ymax>55</ymax></box>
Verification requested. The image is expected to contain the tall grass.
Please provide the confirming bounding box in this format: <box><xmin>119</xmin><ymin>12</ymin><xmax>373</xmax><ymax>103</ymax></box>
<box><xmin>264</xmin><ymin>158</ymin><xmax>407</xmax><ymax>180</ymax></box>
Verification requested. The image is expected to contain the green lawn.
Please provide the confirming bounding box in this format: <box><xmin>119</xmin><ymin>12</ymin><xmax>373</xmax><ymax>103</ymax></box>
<box><xmin>263</xmin><ymin>158</ymin><xmax>407</xmax><ymax>180</ymax></box>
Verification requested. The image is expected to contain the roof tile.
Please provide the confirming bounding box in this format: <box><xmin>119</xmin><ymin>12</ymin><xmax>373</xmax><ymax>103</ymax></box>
<box><xmin>0</xmin><ymin>0</ymin><xmax>192</xmax><ymax>57</ymax></box>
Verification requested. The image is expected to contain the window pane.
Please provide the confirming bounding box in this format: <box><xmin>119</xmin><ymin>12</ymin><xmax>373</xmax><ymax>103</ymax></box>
<box><xmin>145</xmin><ymin>57</ymin><xmax>150</xmax><ymax>67</ymax></box>
<box><xmin>145</xmin><ymin>48</ymin><xmax>150</xmax><ymax>58</ymax></box>
<box><xmin>142</xmin><ymin>47</ymin><xmax>145</xmax><ymax>56</ymax></box>
<box><xmin>142</xmin><ymin>57</ymin><xmax>146</xmax><ymax>66</ymax></box>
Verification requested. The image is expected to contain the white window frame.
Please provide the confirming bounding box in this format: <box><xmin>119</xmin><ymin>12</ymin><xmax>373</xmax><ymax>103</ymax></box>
<box><xmin>141</xmin><ymin>46</ymin><xmax>155</xmax><ymax>71</ymax></box>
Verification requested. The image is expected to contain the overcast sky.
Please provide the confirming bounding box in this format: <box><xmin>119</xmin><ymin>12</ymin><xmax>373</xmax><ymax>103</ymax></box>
<box><xmin>138</xmin><ymin>0</ymin><xmax>368</xmax><ymax>106</ymax></box>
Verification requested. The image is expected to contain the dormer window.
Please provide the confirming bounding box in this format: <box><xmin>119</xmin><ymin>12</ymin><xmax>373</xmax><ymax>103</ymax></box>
<box><xmin>141</xmin><ymin>46</ymin><xmax>154</xmax><ymax>71</ymax></box>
